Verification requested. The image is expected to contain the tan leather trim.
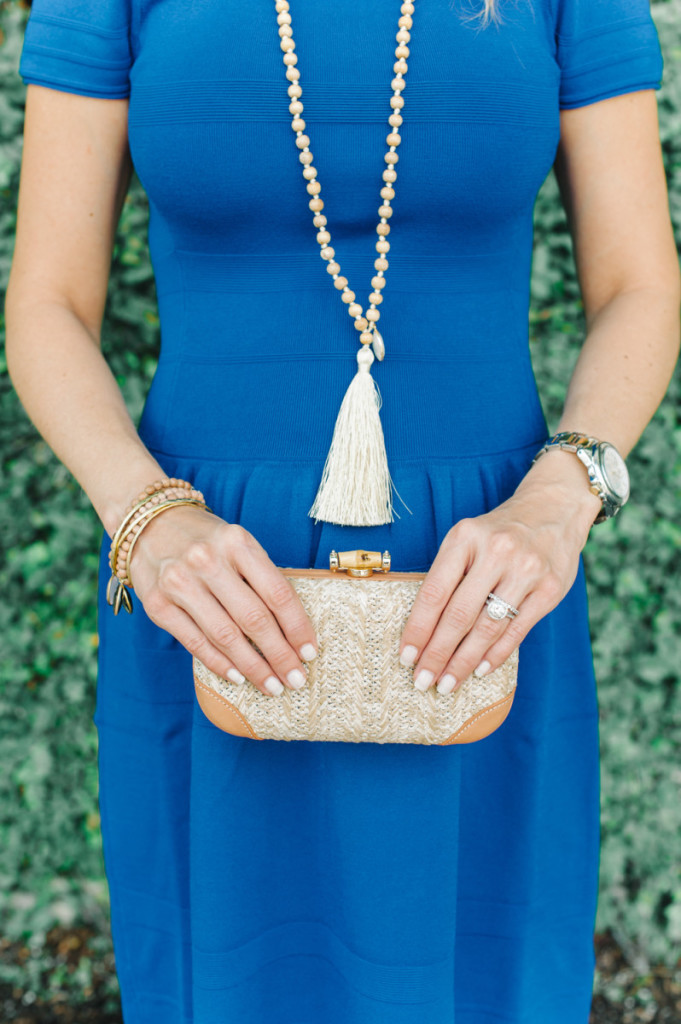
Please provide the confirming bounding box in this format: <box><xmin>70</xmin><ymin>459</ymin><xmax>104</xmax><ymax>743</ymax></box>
<box><xmin>279</xmin><ymin>567</ymin><xmax>427</xmax><ymax>581</ymax></box>
<box><xmin>194</xmin><ymin>674</ymin><xmax>262</xmax><ymax>740</ymax></box>
<box><xmin>439</xmin><ymin>692</ymin><xmax>515</xmax><ymax>745</ymax></box>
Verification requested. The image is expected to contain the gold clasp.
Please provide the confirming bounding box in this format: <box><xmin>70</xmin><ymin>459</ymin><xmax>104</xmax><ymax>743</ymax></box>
<box><xmin>328</xmin><ymin>549</ymin><xmax>391</xmax><ymax>577</ymax></box>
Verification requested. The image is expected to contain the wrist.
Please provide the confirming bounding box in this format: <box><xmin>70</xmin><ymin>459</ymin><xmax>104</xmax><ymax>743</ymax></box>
<box><xmin>516</xmin><ymin>447</ymin><xmax>604</xmax><ymax>530</ymax></box>
<box><xmin>99</xmin><ymin>456</ymin><xmax>173</xmax><ymax>538</ymax></box>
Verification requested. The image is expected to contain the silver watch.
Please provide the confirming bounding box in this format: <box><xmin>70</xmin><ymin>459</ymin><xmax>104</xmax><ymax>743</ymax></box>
<box><xmin>531</xmin><ymin>430</ymin><xmax>630</xmax><ymax>524</ymax></box>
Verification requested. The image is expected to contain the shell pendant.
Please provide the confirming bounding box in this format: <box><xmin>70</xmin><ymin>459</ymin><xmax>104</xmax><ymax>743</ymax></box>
<box><xmin>371</xmin><ymin>328</ymin><xmax>385</xmax><ymax>361</ymax></box>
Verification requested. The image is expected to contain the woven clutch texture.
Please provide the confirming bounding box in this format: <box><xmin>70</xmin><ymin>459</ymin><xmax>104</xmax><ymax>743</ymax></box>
<box><xmin>193</xmin><ymin>558</ymin><xmax>519</xmax><ymax>745</ymax></box>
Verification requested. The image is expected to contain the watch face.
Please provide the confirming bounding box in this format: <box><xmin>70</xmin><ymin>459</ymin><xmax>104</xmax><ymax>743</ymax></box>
<box><xmin>600</xmin><ymin>445</ymin><xmax>630</xmax><ymax>501</ymax></box>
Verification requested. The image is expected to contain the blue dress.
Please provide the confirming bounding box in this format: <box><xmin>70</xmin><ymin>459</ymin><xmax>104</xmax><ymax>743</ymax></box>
<box><xmin>19</xmin><ymin>2</ymin><xmax>663</xmax><ymax>1021</ymax></box>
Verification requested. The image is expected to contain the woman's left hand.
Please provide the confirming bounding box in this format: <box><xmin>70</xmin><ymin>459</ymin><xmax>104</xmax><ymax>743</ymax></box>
<box><xmin>398</xmin><ymin>458</ymin><xmax>604</xmax><ymax>694</ymax></box>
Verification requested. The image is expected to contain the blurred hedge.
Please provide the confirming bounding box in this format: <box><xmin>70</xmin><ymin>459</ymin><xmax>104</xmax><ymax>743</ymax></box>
<box><xmin>0</xmin><ymin>0</ymin><xmax>679</xmax><ymax>1006</ymax></box>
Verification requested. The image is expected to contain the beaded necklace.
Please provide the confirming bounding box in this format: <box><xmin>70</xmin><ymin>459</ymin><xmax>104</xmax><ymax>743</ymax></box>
<box><xmin>275</xmin><ymin>0</ymin><xmax>415</xmax><ymax>526</ymax></box>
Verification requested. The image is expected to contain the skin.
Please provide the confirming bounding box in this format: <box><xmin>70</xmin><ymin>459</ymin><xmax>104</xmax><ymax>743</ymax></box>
<box><xmin>5</xmin><ymin>85</ymin><xmax>681</xmax><ymax>699</ymax></box>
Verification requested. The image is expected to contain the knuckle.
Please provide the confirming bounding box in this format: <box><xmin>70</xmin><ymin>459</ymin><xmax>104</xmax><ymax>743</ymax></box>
<box><xmin>211</xmin><ymin>621</ymin><xmax>240</xmax><ymax>651</ymax></box>
<box><xmin>426</xmin><ymin>641</ymin><xmax>454</xmax><ymax>664</ymax></box>
<box><xmin>419</xmin><ymin>578</ymin><xmax>449</xmax><ymax>607</ymax></box>
<box><xmin>444</xmin><ymin>603</ymin><xmax>472</xmax><ymax>632</ymax></box>
<box><xmin>502</xmin><ymin>619</ymin><xmax>526</xmax><ymax>646</ymax></box>
<box><xmin>540</xmin><ymin>572</ymin><xmax>562</xmax><ymax>601</ymax></box>
<box><xmin>183</xmin><ymin>632</ymin><xmax>211</xmax><ymax>658</ymax></box>
<box><xmin>185</xmin><ymin>541</ymin><xmax>213</xmax><ymax>572</ymax></box>
<box><xmin>269</xmin><ymin>578</ymin><xmax>297</xmax><ymax>610</ymax></box>
<box><xmin>519</xmin><ymin>550</ymin><xmax>543</xmax><ymax>576</ymax></box>
<box><xmin>451</xmin><ymin>516</ymin><xmax>474</xmax><ymax>539</ymax></box>
<box><xmin>143</xmin><ymin>587</ymin><xmax>168</xmax><ymax>619</ymax></box>
<box><xmin>241</xmin><ymin>605</ymin><xmax>271</xmax><ymax>636</ymax></box>
<box><xmin>490</xmin><ymin>530</ymin><xmax>516</xmax><ymax>557</ymax></box>
<box><xmin>159</xmin><ymin>562</ymin><xmax>189</xmax><ymax>593</ymax></box>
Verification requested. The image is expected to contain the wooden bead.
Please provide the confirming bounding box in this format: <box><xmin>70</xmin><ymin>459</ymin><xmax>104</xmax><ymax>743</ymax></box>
<box><xmin>326</xmin><ymin>261</ymin><xmax>341</xmax><ymax>275</ymax></box>
<box><xmin>391</xmin><ymin>78</ymin><xmax>405</xmax><ymax>93</ymax></box>
<box><xmin>386</xmin><ymin>132</ymin><xmax>401</xmax><ymax>147</ymax></box>
<box><xmin>395</xmin><ymin>45</ymin><xmax>410</xmax><ymax>58</ymax></box>
<box><xmin>320</xmin><ymin>246</ymin><xmax>335</xmax><ymax>259</ymax></box>
<box><xmin>295</xmin><ymin>134</ymin><xmax>310</xmax><ymax>149</ymax></box>
<box><xmin>389</xmin><ymin>96</ymin><xmax>404</xmax><ymax>110</ymax></box>
<box><xmin>369</xmin><ymin>292</ymin><xmax>383</xmax><ymax>304</ymax></box>
<box><xmin>280</xmin><ymin>36</ymin><xmax>295</xmax><ymax>51</ymax></box>
<box><xmin>342</xmin><ymin>290</ymin><xmax>355</xmax><ymax>303</ymax></box>
<box><xmin>309</xmin><ymin>197</ymin><xmax>324</xmax><ymax>211</ymax></box>
<box><xmin>334</xmin><ymin>276</ymin><xmax>348</xmax><ymax>290</ymax></box>
<box><xmin>360</xmin><ymin>331</ymin><xmax>374</xmax><ymax>344</ymax></box>
<box><xmin>348</xmin><ymin>302</ymin><xmax>363</xmax><ymax>317</ymax></box>
<box><xmin>375</xmin><ymin>257</ymin><xmax>389</xmax><ymax>271</ymax></box>
<box><xmin>396</xmin><ymin>29</ymin><xmax>411</xmax><ymax>43</ymax></box>
<box><xmin>283</xmin><ymin>52</ymin><xmax>297</xmax><ymax>66</ymax></box>
<box><xmin>302</xmin><ymin>166</ymin><xmax>317</xmax><ymax>180</ymax></box>
<box><xmin>292</xmin><ymin>117</ymin><xmax>306</xmax><ymax>131</ymax></box>
<box><xmin>366</xmin><ymin>308</ymin><xmax>380</xmax><ymax>322</ymax></box>
<box><xmin>317</xmin><ymin>231</ymin><xmax>331</xmax><ymax>245</ymax></box>
<box><xmin>354</xmin><ymin>318</ymin><xmax>368</xmax><ymax>331</ymax></box>
<box><xmin>306</xmin><ymin>181</ymin><xmax>321</xmax><ymax>195</ymax></box>
<box><xmin>379</xmin><ymin>204</ymin><xmax>393</xmax><ymax>218</ymax></box>
<box><xmin>389</xmin><ymin>112</ymin><xmax>403</xmax><ymax>128</ymax></box>
<box><xmin>371</xmin><ymin>276</ymin><xmax>386</xmax><ymax>290</ymax></box>
<box><xmin>377</xmin><ymin>239</ymin><xmax>390</xmax><ymax>253</ymax></box>
<box><xmin>377</xmin><ymin>223</ymin><xmax>391</xmax><ymax>236</ymax></box>
<box><xmin>383</xmin><ymin>168</ymin><xmax>397</xmax><ymax>183</ymax></box>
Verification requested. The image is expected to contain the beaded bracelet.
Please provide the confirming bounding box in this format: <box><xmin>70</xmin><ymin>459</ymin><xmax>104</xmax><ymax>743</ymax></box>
<box><xmin>106</xmin><ymin>477</ymin><xmax>209</xmax><ymax>616</ymax></box>
<box><xmin>109</xmin><ymin>485</ymin><xmax>205</xmax><ymax>581</ymax></box>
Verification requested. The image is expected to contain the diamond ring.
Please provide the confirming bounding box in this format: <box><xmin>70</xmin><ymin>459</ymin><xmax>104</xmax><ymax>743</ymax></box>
<box><xmin>485</xmin><ymin>592</ymin><xmax>520</xmax><ymax>621</ymax></box>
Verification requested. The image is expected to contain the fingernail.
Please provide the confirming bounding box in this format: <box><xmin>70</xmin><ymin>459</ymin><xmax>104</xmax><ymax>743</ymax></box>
<box><xmin>414</xmin><ymin>669</ymin><xmax>434</xmax><ymax>691</ymax></box>
<box><xmin>226</xmin><ymin>668</ymin><xmax>246</xmax><ymax>684</ymax></box>
<box><xmin>300</xmin><ymin>643</ymin><xmax>318</xmax><ymax>661</ymax></box>
<box><xmin>474</xmin><ymin>660</ymin><xmax>492</xmax><ymax>678</ymax></box>
<box><xmin>287</xmin><ymin>668</ymin><xmax>306</xmax><ymax>690</ymax></box>
<box><xmin>264</xmin><ymin>676</ymin><xmax>284</xmax><ymax>696</ymax></box>
<box><xmin>436</xmin><ymin>673</ymin><xmax>457</xmax><ymax>695</ymax></box>
<box><xmin>400</xmin><ymin>644</ymin><xmax>418</xmax><ymax>667</ymax></box>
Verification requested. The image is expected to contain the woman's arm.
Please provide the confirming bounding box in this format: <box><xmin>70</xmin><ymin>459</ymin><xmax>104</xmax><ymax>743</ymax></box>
<box><xmin>399</xmin><ymin>88</ymin><xmax>681</xmax><ymax>691</ymax></box>
<box><xmin>5</xmin><ymin>84</ymin><xmax>317</xmax><ymax>697</ymax></box>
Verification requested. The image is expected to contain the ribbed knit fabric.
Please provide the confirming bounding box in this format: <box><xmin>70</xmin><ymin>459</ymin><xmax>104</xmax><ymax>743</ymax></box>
<box><xmin>19</xmin><ymin>2</ymin><xmax>664</xmax><ymax>1022</ymax></box>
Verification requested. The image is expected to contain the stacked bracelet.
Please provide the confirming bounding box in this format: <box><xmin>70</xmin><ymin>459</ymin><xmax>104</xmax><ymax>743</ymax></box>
<box><xmin>106</xmin><ymin>478</ymin><xmax>210</xmax><ymax>616</ymax></box>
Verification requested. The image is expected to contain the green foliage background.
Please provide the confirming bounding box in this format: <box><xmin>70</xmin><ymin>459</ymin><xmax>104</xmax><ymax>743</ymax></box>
<box><xmin>0</xmin><ymin>0</ymin><xmax>680</xmax><ymax>1002</ymax></box>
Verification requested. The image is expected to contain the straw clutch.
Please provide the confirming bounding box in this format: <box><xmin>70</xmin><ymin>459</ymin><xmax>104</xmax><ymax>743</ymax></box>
<box><xmin>193</xmin><ymin>549</ymin><xmax>518</xmax><ymax>745</ymax></box>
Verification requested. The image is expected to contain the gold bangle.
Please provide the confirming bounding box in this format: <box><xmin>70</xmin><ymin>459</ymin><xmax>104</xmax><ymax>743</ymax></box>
<box><xmin>109</xmin><ymin>485</ymin><xmax>206</xmax><ymax>574</ymax></box>
<box><xmin>106</xmin><ymin>498</ymin><xmax>212</xmax><ymax>616</ymax></box>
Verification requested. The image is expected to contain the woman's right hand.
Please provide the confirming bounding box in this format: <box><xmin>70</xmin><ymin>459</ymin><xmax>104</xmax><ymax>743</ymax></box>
<box><xmin>125</xmin><ymin>505</ymin><xmax>319</xmax><ymax>697</ymax></box>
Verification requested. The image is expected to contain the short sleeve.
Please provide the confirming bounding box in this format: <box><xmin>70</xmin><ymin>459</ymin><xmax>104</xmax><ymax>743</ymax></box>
<box><xmin>18</xmin><ymin>0</ymin><xmax>133</xmax><ymax>100</ymax></box>
<box><xmin>555</xmin><ymin>0</ymin><xmax>664</xmax><ymax>110</ymax></box>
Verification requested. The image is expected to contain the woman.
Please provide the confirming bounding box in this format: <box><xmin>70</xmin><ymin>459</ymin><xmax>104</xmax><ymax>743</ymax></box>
<box><xmin>6</xmin><ymin>0</ymin><xmax>680</xmax><ymax>1021</ymax></box>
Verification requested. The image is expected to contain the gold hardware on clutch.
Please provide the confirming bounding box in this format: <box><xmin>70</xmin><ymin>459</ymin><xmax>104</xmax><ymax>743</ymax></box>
<box><xmin>328</xmin><ymin>549</ymin><xmax>391</xmax><ymax>577</ymax></box>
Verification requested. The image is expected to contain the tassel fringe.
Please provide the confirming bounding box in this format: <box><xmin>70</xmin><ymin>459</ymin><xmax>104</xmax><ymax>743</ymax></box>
<box><xmin>308</xmin><ymin>355</ymin><xmax>412</xmax><ymax>526</ymax></box>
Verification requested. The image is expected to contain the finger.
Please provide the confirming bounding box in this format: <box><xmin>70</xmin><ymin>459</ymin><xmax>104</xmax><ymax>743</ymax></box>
<box><xmin>142</xmin><ymin>598</ymin><xmax>249</xmax><ymax>689</ymax></box>
<box><xmin>231</xmin><ymin>537</ymin><xmax>319</xmax><ymax>663</ymax></box>
<box><xmin>207</xmin><ymin>569</ymin><xmax>310</xmax><ymax>693</ymax></box>
<box><xmin>157</xmin><ymin>564</ymin><xmax>302</xmax><ymax>696</ymax></box>
<box><xmin>467</xmin><ymin>579</ymin><xmax>563</xmax><ymax>679</ymax></box>
<box><xmin>411</xmin><ymin>563</ymin><xmax>514</xmax><ymax>691</ymax></box>
<box><xmin>398</xmin><ymin>535</ymin><xmax>470</xmax><ymax>668</ymax></box>
<box><xmin>433</xmin><ymin>579</ymin><xmax>529</xmax><ymax>693</ymax></box>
